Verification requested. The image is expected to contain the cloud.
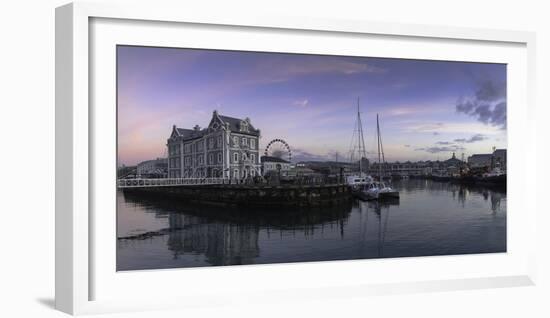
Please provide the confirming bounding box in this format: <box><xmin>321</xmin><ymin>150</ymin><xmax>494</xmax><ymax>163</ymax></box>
<box><xmin>415</xmin><ymin>145</ymin><xmax>465</xmax><ymax>154</ymax></box>
<box><xmin>407</xmin><ymin>122</ymin><xmax>444</xmax><ymax>133</ymax></box>
<box><xmin>454</xmin><ymin>134</ymin><xmax>487</xmax><ymax>143</ymax></box>
<box><xmin>282</xmin><ymin>59</ymin><xmax>386</xmax><ymax>76</ymax></box>
<box><xmin>292</xmin><ymin>99</ymin><xmax>309</xmax><ymax>107</ymax></box>
<box><xmin>415</xmin><ymin>133</ymin><xmax>489</xmax><ymax>156</ymax></box>
<box><xmin>404</xmin><ymin>144</ymin><xmax>411</xmax><ymax>148</ymax></box>
<box><xmin>456</xmin><ymin>80</ymin><xmax>506</xmax><ymax>129</ymax></box>
<box><xmin>404</xmin><ymin>122</ymin><xmax>502</xmax><ymax>135</ymax></box>
<box><xmin>250</xmin><ymin>56</ymin><xmax>387</xmax><ymax>85</ymax></box>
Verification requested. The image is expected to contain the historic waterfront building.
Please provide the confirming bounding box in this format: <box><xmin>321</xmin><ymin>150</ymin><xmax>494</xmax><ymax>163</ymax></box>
<box><xmin>167</xmin><ymin>110</ymin><xmax>261</xmax><ymax>179</ymax></box>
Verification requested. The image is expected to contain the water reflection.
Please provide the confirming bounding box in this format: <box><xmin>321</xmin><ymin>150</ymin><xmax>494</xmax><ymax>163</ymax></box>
<box><xmin>117</xmin><ymin>179</ymin><xmax>506</xmax><ymax>270</ymax></box>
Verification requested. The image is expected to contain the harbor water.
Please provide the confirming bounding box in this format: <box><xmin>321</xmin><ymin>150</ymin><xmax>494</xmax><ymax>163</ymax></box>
<box><xmin>117</xmin><ymin>179</ymin><xmax>506</xmax><ymax>271</ymax></box>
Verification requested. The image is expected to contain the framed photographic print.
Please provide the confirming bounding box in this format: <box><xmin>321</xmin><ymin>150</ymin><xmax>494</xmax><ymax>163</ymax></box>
<box><xmin>56</xmin><ymin>2</ymin><xmax>537</xmax><ymax>315</ymax></box>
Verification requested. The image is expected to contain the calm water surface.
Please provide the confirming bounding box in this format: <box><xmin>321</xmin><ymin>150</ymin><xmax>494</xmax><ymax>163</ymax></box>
<box><xmin>117</xmin><ymin>179</ymin><xmax>506</xmax><ymax>271</ymax></box>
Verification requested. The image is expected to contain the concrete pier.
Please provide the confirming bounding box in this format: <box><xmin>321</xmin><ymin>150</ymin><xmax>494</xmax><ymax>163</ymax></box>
<box><xmin>121</xmin><ymin>183</ymin><xmax>352</xmax><ymax>208</ymax></box>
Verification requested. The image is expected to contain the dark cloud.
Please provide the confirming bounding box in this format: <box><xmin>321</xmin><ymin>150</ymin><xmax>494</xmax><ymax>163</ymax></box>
<box><xmin>456</xmin><ymin>80</ymin><xmax>506</xmax><ymax>129</ymax></box>
<box><xmin>453</xmin><ymin>134</ymin><xmax>487</xmax><ymax>143</ymax></box>
<box><xmin>475</xmin><ymin>80</ymin><xmax>507</xmax><ymax>102</ymax></box>
<box><xmin>418</xmin><ymin>133</ymin><xmax>486</xmax><ymax>155</ymax></box>
<box><xmin>404</xmin><ymin>144</ymin><xmax>411</xmax><ymax>147</ymax></box>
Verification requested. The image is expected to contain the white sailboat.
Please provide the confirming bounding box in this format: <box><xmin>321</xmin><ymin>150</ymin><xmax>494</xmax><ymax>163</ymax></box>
<box><xmin>347</xmin><ymin>98</ymin><xmax>373</xmax><ymax>193</ymax></box>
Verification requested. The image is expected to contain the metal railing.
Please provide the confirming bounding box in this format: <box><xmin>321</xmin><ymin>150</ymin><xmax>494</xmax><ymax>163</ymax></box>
<box><xmin>118</xmin><ymin>178</ymin><xmax>225</xmax><ymax>188</ymax></box>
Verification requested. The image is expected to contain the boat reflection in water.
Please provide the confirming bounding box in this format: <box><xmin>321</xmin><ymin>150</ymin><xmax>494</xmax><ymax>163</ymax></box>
<box><xmin>117</xmin><ymin>179</ymin><xmax>506</xmax><ymax>271</ymax></box>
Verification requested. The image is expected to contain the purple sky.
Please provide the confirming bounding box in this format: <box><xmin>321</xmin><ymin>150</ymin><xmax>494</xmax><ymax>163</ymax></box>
<box><xmin>117</xmin><ymin>45</ymin><xmax>507</xmax><ymax>166</ymax></box>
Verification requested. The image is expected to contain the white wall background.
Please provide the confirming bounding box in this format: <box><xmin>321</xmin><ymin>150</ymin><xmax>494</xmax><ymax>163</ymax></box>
<box><xmin>0</xmin><ymin>0</ymin><xmax>547</xmax><ymax>317</ymax></box>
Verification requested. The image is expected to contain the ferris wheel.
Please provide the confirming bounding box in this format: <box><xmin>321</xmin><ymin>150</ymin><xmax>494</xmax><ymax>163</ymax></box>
<box><xmin>264</xmin><ymin>139</ymin><xmax>292</xmax><ymax>162</ymax></box>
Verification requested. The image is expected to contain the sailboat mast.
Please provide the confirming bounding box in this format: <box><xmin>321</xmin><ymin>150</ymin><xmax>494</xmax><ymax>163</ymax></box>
<box><xmin>356</xmin><ymin>97</ymin><xmax>367</xmax><ymax>175</ymax></box>
<box><xmin>357</xmin><ymin>98</ymin><xmax>362</xmax><ymax>174</ymax></box>
<box><xmin>377</xmin><ymin>114</ymin><xmax>382</xmax><ymax>179</ymax></box>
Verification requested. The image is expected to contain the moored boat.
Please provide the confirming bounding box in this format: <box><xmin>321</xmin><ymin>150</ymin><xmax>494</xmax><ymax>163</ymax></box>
<box><xmin>371</xmin><ymin>114</ymin><xmax>400</xmax><ymax>201</ymax></box>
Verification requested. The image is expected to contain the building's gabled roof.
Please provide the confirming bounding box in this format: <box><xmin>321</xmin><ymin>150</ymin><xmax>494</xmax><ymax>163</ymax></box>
<box><xmin>261</xmin><ymin>156</ymin><xmax>290</xmax><ymax>164</ymax></box>
<box><xmin>175</xmin><ymin>128</ymin><xmax>207</xmax><ymax>139</ymax></box>
<box><xmin>170</xmin><ymin>111</ymin><xmax>260</xmax><ymax>142</ymax></box>
<box><xmin>218</xmin><ymin>114</ymin><xmax>260</xmax><ymax>136</ymax></box>
<box><xmin>170</xmin><ymin>126</ymin><xmax>208</xmax><ymax>141</ymax></box>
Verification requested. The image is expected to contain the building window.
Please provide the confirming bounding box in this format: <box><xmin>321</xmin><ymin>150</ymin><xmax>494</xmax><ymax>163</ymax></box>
<box><xmin>250</xmin><ymin>139</ymin><xmax>255</xmax><ymax>149</ymax></box>
<box><xmin>218</xmin><ymin>152</ymin><xmax>222</xmax><ymax>163</ymax></box>
<box><xmin>217</xmin><ymin>136</ymin><xmax>222</xmax><ymax>148</ymax></box>
<box><xmin>251</xmin><ymin>154</ymin><xmax>255</xmax><ymax>163</ymax></box>
<box><xmin>209</xmin><ymin>153</ymin><xmax>213</xmax><ymax>164</ymax></box>
<box><xmin>233</xmin><ymin>169</ymin><xmax>239</xmax><ymax>178</ymax></box>
<box><xmin>209</xmin><ymin>138</ymin><xmax>214</xmax><ymax>149</ymax></box>
<box><xmin>242</xmin><ymin>137</ymin><xmax>247</xmax><ymax>146</ymax></box>
<box><xmin>242</xmin><ymin>153</ymin><xmax>247</xmax><ymax>161</ymax></box>
<box><xmin>233</xmin><ymin>136</ymin><xmax>238</xmax><ymax>146</ymax></box>
<box><xmin>233</xmin><ymin>153</ymin><xmax>238</xmax><ymax>163</ymax></box>
<box><xmin>251</xmin><ymin>169</ymin><xmax>256</xmax><ymax>176</ymax></box>
<box><xmin>199</xmin><ymin>156</ymin><xmax>203</xmax><ymax>165</ymax></box>
<box><xmin>240</xmin><ymin>121</ymin><xmax>249</xmax><ymax>132</ymax></box>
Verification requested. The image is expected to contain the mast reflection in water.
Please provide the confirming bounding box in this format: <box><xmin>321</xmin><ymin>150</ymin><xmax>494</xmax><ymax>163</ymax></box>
<box><xmin>117</xmin><ymin>179</ymin><xmax>506</xmax><ymax>271</ymax></box>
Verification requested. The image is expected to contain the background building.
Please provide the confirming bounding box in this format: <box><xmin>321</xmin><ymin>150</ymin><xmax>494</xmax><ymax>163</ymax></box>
<box><xmin>493</xmin><ymin>149</ymin><xmax>507</xmax><ymax>171</ymax></box>
<box><xmin>367</xmin><ymin>153</ymin><xmax>465</xmax><ymax>177</ymax></box>
<box><xmin>167</xmin><ymin>110</ymin><xmax>261</xmax><ymax>179</ymax></box>
<box><xmin>136</xmin><ymin>158</ymin><xmax>168</xmax><ymax>178</ymax></box>
<box><xmin>468</xmin><ymin>149</ymin><xmax>507</xmax><ymax>172</ymax></box>
<box><xmin>468</xmin><ymin>154</ymin><xmax>493</xmax><ymax>168</ymax></box>
<box><xmin>261</xmin><ymin>156</ymin><xmax>291</xmax><ymax>176</ymax></box>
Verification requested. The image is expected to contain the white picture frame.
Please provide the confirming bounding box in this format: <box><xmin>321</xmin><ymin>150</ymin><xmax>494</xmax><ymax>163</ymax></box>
<box><xmin>56</xmin><ymin>1</ymin><xmax>538</xmax><ymax>315</ymax></box>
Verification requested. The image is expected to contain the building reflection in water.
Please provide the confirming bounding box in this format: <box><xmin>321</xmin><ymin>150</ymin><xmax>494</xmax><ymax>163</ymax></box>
<box><xmin>166</xmin><ymin>213</ymin><xmax>260</xmax><ymax>265</ymax></box>
<box><xmin>395</xmin><ymin>179</ymin><xmax>505</xmax><ymax>214</ymax></box>
<box><xmin>120</xmin><ymin>191</ymin><xmax>353</xmax><ymax>266</ymax></box>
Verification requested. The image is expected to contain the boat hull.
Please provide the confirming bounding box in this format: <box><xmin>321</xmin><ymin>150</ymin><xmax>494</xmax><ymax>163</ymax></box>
<box><xmin>352</xmin><ymin>189</ymin><xmax>378</xmax><ymax>201</ymax></box>
<box><xmin>379</xmin><ymin>191</ymin><xmax>400</xmax><ymax>200</ymax></box>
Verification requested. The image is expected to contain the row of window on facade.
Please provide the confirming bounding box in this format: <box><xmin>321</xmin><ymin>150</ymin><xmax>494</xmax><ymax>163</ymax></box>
<box><xmin>168</xmin><ymin>136</ymin><xmax>257</xmax><ymax>156</ymax></box>
<box><xmin>169</xmin><ymin>152</ymin><xmax>257</xmax><ymax>168</ymax></box>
